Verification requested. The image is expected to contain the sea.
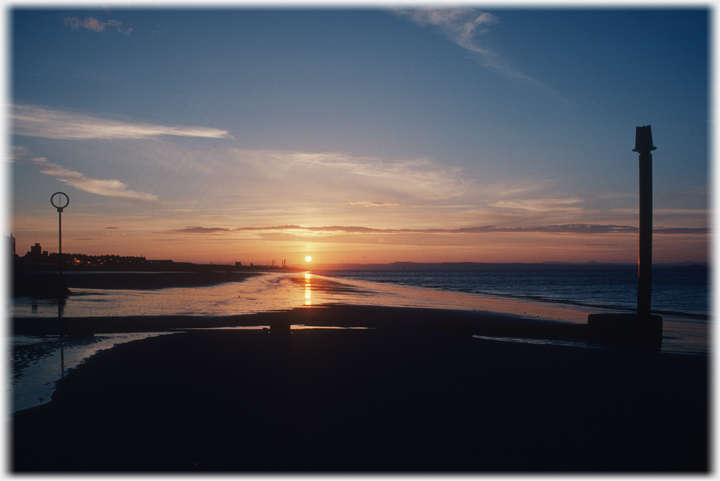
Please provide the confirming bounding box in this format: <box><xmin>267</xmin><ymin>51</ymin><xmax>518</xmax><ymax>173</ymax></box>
<box><xmin>324</xmin><ymin>266</ymin><xmax>709</xmax><ymax>322</ymax></box>
<box><xmin>8</xmin><ymin>266</ymin><xmax>710</xmax><ymax>413</ymax></box>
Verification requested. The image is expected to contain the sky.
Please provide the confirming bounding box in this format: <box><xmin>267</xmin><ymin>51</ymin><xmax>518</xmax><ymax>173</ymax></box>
<box><xmin>7</xmin><ymin>6</ymin><xmax>710</xmax><ymax>267</ymax></box>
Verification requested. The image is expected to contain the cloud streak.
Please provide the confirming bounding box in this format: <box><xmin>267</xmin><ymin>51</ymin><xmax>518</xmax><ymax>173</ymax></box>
<box><xmin>159</xmin><ymin>224</ymin><xmax>709</xmax><ymax>236</ymax></box>
<box><xmin>229</xmin><ymin>148</ymin><xmax>467</xmax><ymax>202</ymax></box>
<box><xmin>349</xmin><ymin>201</ymin><xmax>400</xmax><ymax>207</ymax></box>
<box><xmin>489</xmin><ymin>197</ymin><xmax>584</xmax><ymax>212</ymax></box>
<box><xmin>397</xmin><ymin>8</ymin><xmax>570</xmax><ymax>106</ymax></box>
<box><xmin>399</xmin><ymin>8</ymin><xmax>498</xmax><ymax>56</ymax></box>
<box><xmin>11</xmin><ymin>147</ymin><xmax>158</xmax><ymax>204</ymax></box>
<box><xmin>64</xmin><ymin>16</ymin><xmax>132</xmax><ymax>35</ymax></box>
<box><xmin>11</xmin><ymin>104</ymin><xmax>232</xmax><ymax>140</ymax></box>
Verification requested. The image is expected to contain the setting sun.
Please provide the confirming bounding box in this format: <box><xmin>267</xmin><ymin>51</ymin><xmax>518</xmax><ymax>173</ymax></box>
<box><xmin>305</xmin><ymin>256</ymin><xmax>312</xmax><ymax>262</ymax></box>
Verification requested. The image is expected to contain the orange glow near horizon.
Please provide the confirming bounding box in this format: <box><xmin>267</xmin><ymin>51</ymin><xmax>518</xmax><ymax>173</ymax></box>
<box><xmin>10</xmin><ymin>224</ymin><xmax>708</xmax><ymax>266</ymax></box>
<box><xmin>304</xmin><ymin>272</ymin><xmax>312</xmax><ymax>306</ymax></box>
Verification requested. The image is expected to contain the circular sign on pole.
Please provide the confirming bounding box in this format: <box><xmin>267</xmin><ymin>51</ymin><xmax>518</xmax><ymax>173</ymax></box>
<box><xmin>51</xmin><ymin>192</ymin><xmax>69</xmax><ymax>212</ymax></box>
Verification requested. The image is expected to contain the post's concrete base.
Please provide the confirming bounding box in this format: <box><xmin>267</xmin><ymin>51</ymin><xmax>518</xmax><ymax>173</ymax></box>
<box><xmin>587</xmin><ymin>313</ymin><xmax>663</xmax><ymax>349</ymax></box>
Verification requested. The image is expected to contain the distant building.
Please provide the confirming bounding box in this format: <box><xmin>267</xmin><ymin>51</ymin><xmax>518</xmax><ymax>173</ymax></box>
<box><xmin>27</xmin><ymin>243</ymin><xmax>49</xmax><ymax>259</ymax></box>
<box><xmin>22</xmin><ymin>242</ymin><xmax>51</xmax><ymax>265</ymax></box>
<box><xmin>18</xmin><ymin>243</ymin><xmax>149</xmax><ymax>269</ymax></box>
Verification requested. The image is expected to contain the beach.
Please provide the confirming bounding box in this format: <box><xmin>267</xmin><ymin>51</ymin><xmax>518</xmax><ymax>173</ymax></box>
<box><xmin>10</xmin><ymin>5</ymin><xmax>710</xmax><ymax>473</ymax></box>
<box><xmin>10</xmin><ymin>271</ymin><xmax>710</xmax><ymax>472</ymax></box>
<box><xmin>11</xmin><ymin>305</ymin><xmax>709</xmax><ymax>473</ymax></box>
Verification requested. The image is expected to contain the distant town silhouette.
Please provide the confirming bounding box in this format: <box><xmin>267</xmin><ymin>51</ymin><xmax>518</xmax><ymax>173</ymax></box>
<box><xmin>10</xmin><ymin>235</ymin><xmax>289</xmax><ymax>272</ymax></box>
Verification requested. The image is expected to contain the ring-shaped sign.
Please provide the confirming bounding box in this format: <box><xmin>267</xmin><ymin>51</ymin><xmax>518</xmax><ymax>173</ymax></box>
<box><xmin>51</xmin><ymin>192</ymin><xmax>69</xmax><ymax>211</ymax></box>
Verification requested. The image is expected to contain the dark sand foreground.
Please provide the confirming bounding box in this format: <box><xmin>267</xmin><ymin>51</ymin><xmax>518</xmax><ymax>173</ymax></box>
<box><xmin>12</xmin><ymin>306</ymin><xmax>708</xmax><ymax>473</ymax></box>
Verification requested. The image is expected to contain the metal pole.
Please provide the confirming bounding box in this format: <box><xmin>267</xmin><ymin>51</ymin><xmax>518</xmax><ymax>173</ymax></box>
<box><xmin>51</xmin><ymin>192</ymin><xmax>69</xmax><ymax>294</ymax></box>
<box><xmin>58</xmin><ymin>209</ymin><xmax>63</xmax><ymax>280</ymax></box>
<box><xmin>633</xmin><ymin>126</ymin><xmax>656</xmax><ymax>317</ymax></box>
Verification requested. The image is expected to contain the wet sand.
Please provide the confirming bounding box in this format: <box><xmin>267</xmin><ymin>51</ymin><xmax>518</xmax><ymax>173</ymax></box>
<box><xmin>13</xmin><ymin>270</ymin><xmax>261</xmax><ymax>295</ymax></box>
<box><xmin>11</xmin><ymin>305</ymin><xmax>708</xmax><ymax>473</ymax></box>
<box><xmin>14</xmin><ymin>304</ymin><xmax>588</xmax><ymax>340</ymax></box>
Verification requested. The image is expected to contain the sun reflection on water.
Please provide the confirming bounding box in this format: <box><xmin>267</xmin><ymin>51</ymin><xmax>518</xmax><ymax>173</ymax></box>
<box><xmin>305</xmin><ymin>272</ymin><xmax>312</xmax><ymax>306</ymax></box>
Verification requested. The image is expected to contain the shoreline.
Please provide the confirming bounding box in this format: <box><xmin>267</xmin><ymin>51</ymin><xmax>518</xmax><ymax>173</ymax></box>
<box><xmin>13</xmin><ymin>270</ymin><xmax>262</xmax><ymax>295</ymax></box>
<box><xmin>9</xmin><ymin>301</ymin><xmax>706</xmax><ymax>417</ymax></box>
<box><xmin>13</xmin><ymin>304</ymin><xmax>588</xmax><ymax>340</ymax></box>
<box><xmin>12</xmin><ymin>295</ymin><xmax>708</xmax><ymax>356</ymax></box>
<box><xmin>12</xmin><ymin>269</ymin><xmax>706</xmax><ymax>326</ymax></box>
<box><xmin>11</xmin><ymin>269</ymin><xmax>709</xmax><ymax>358</ymax></box>
<box><xmin>11</xmin><ymin>307</ymin><xmax>709</xmax><ymax>472</ymax></box>
<box><xmin>10</xmin><ymin>304</ymin><xmax>591</xmax><ymax>416</ymax></box>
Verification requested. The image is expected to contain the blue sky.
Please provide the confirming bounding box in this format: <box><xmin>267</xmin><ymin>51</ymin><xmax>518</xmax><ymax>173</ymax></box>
<box><xmin>9</xmin><ymin>7</ymin><xmax>709</xmax><ymax>265</ymax></box>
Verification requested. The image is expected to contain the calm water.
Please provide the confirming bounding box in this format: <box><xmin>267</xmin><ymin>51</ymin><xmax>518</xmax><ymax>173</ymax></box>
<box><xmin>9</xmin><ymin>332</ymin><xmax>169</xmax><ymax>414</ymax></box>
<box><xmin>321</xmin><ymin>267</ymin><xmax>709</xmax><ymax>321</ymax></box>
<box><xmin>319</xmin><ymin>268</ymin><xmax>710</xmax><ymax>357</ymax></box>
<box><xmin>9</xmin><ymin>267</ymin><xmax>710</xmax><ymax>412</ymax></box>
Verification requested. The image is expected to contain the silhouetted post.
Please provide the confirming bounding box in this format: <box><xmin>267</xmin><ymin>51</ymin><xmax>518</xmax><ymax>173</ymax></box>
<box><xmin>51</xmin><ymin>192</ymin><xmax>69</xmax><ymax>290</ymax></box>
<box><xmin>587</xmin><ymin>127</ymin><xmax>662</xmax><ymax>349</ymax></box>
<box><xmin>633</xmin><ymin>126</ymin><xmax>655</xmax><ymax>317</ymax></box>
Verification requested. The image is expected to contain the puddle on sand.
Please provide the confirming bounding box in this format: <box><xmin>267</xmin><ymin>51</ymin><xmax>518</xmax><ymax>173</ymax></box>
<box><xmin>9</xmin><ymin>332</ymin><xmax>170</xmax><ymax>414</ymax></box>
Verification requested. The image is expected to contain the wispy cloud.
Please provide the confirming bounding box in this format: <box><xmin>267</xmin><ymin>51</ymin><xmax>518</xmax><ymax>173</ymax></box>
<box><xmin>349</xmin><ymin>201</ymin><xmax>400</xmax><ymax>207</ymax></box>
<box><xmin>396</xmin><ymin>8</ymin><xmax>569</xmax><ymax>106</ymax></box>
<box><xmin>64</xmin><ymin>16</ymin><xmax>105</xmax><ymax>32</ymax></box>
<box><xmin>229</xmin><ymin>149</ymin><xmax>466</xmax><ymax>202</ymax></box>
<box><xmin>399</xmin><ymin>8</ymin><xmax>498</xmax><ymax>56</ymax></box>
<box><xmin>158</xmin><ymin>224</ymin><xmax>709</xmax><ymax>236</ymax></box>
<box><xmin>655</xmin><ymin>208</ymin><xmax>710</xmax><ymax>216</ymax></box>
<box><xmin>11</xmin><ymin>104</ymin><xmax>232</xmax><ymax>140</ymax></box>
<box><xmin>107</xmin><ymin>19</ymin><xmax>133</xmax><ymax>35</ymax></box>
<box><xmin>653</xmin><ymin>227</ymin><xmax>710</xmax><ymax>235</ymax></box>
<box><xmin>489</xmin><ymin>197</ymin><xmax>584</xmax><ymax>212</ymax></box>
<box><xmin>167</xmin><ymin>227</ymin><xmax>233</xmax><ymax>234</ymax></box>
<box><xmin>11</xmin><ymin>147</ymin><xmax>158</xmax><ymax>205</ymax></box>
<box><xmin>64</xmin><ymin>16</ymin><xmax>132</xmax><ymax>35</ymax></box>
<box><xmin>492</xmin><ymin>179</ymin><xmax>557</xmax><ymax>197</ymax></box>
<box><xmin>280</xmin><ymin>151</ymin><xmax>459</xmax><ymax>185</ymax></box>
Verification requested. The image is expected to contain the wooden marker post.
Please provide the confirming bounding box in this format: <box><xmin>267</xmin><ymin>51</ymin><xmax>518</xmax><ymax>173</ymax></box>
<box><xmin>633</xmin><ymin>125</ymin><xmax>656</xmax><ymax>318</ymax></box>
<box><xmin>587</xmin><ymin>126</ymin><xmax>663</xmax><ymax>348</ymax></box>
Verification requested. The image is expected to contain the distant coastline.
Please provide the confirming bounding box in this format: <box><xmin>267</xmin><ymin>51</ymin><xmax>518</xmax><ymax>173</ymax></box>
<box><xmin>311</xmin><ymin>261</ymin><xmax>708</xmax><ymax>272</ymax></box>
<box><xmin>12</xmin><ymin>258</ymin><xmax>707</xmax><ymax>298</ymax></box>
<box><xmin>14</xmin><ymin>257</ymin><xmax>707</xmax><ymax>274</ymax></box>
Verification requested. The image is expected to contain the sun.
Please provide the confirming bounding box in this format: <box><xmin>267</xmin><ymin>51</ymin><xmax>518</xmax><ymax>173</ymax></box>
<box><xmin>305</xmin><ymin>256</ymin><xmax>312</xmax><ymax>262</ymax></box>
